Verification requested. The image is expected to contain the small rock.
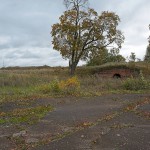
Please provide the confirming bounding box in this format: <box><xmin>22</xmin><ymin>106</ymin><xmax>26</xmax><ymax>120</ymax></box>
<box><xmin>117</xmin><ymin>134</ymin><xmax>121</xmax><ymax>137</ymax></box>
<box><xmin>101</xmin><ymin>127</ymin><xmax>111</xmax><ymax>135</ymax></box>
<box><xmin>81</xmin><ymin>135</ymin><xmax>84</xmax><ymax>138</ymax></box>
<box><xmin>19</xmin><ymin>130</ymin><xmax>27</xmax><ymax>136</ymax></box>
<box><xmin>0</xmin><ymin>134</ymin><xmax>10</xmax><ymax>138</ymax></box>
<box><xmin>12</xmin><ymin>130</ymin><xmax>27</xmax><ymax>138</ymax></box>
<box><xmin>62</xmin><ymin>126</ymin><xmax>74</xmax><ymax>132</ymax></box>
<box><xmin>26</xmin><ymin>138</ymin><xmax>39</xmax><ymax>144</ymax></box>
<box><xmin>13</xmin><ymin>133</ymin><xmax>22</xmax><ymax>138</ymax></box>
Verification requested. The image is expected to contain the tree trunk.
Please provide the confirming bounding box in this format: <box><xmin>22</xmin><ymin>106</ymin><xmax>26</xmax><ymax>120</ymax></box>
<box><xmin>70</xmin><ymin>63</ymin><xmax>76</xmax><ymax>75</ymax></box>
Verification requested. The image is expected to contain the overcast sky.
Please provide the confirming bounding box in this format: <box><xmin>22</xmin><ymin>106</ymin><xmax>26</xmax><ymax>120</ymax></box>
<box><xmin>0</xmin><ymin>0</ymin><xmax>150</xmax><ymax>67</ymax></box>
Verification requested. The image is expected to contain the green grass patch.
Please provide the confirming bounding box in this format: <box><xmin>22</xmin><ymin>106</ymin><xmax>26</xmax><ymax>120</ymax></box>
<box><xmin>0</xmin><ymin>105</ymin><xmax>54</xmax><ymax>125</ymax></box>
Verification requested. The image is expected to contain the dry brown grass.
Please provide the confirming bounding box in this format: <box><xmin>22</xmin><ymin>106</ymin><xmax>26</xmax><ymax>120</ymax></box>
<box><xmin>0</xmin><ymin>63</ymin><xmax>150</xmax><ymax>103</ymax></box>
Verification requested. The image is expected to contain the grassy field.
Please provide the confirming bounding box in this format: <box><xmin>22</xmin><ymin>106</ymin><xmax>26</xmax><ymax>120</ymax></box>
<box><xmin>0</xmin><ymin>62</ymin><xmax>150</xmax><ymax>143</ymax></box>
<box><xmin>0</xmin><ymin>62</ymin><xmax>150</xmax><ymax>104</ymax></box>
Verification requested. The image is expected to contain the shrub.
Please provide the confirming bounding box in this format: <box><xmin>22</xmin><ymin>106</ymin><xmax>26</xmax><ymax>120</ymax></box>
<box><xmin>59</xmin><ymin>76</ymin><xmax>80</xmax><ymax>95</ymax></box>
<box><xmin>38</xmin><ymin>78</ymin><xmax>60</xmax><ymax>94</ymax></box>
<box><xmin>50</xmin><ymin>78</ymin><xmax>61</xmax><ymax>93</ymax></box>
<box><xmin>38</xmin><ymin>77</ymin><xmax>80</xmax><ymax>95</ymax></box>
<box><xmin>123</xmin><ymin>71</ymin><xmax>150</xmax><ymax>90</ymax></box>
<box><xmin>37</xmin><ymin>84</ymin><xmax>51</xmax><ymax>94</ymax></box>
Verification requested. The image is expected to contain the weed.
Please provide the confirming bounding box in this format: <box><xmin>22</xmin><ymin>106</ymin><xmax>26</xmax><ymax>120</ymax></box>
<box><xmin>59</xmin><ymin>76</ymin><xmax>80</xmax><ymax>95</ymax></box>
<box><xmin>123</xmin><ymin>71</ymin><xmax>150</xmax><ymax>90</ymax></box>
<box><xmin>123</xmin><ymin>98</ymin><xmax>150</xmax><ymax>112</ymax></box>
<box><xmin>50</xmin><ymin>78</ymin><xmax>61</xmax><ymax>93</ymax></box>
<box><xmin>98</xmin><ymin>112</ymin><xmax>120</xmax><ymax>122</ymax></box>
<box><xmin>37</xmin><ymin>76</ymin><xmax>80</xmax><ymax>96</ymax></box>
<box><xmin>0</xmin><ymin>105</ymin><xmax>54</xmax><ymax>125</ymax></box>
<box><xmin>75</xmin><ymin>121</ymin><xmax>94</xmax><ymax>128</ymax></box>
<box><xmin>0</xmin><ymin>65</ymin><xmax>150</xmax><ymax>104</ymax></box>
<box><xmin>111</xmin><ymin>123</ymin><xmax>134</xmax><ymax>129</ymax></box>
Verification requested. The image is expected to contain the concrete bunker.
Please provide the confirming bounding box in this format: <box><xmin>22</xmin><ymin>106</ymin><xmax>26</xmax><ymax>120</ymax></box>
<box><xmin>113</xmin><ymin>73</ymin><xmax>121</xmax><ymax>78</ymax></box>
<box><xmin>94</xmin><ymin>65</ymin><xmax>140</xmax><ymax>78</ymax></box>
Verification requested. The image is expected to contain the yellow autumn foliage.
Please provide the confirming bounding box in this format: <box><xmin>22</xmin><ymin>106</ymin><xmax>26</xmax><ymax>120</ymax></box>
<box><xmin>39</xmin><ymin>76</ymin><xmax>80</xmax><ymax>95</ymax></box>
<box><xmin>59</xmin><ymin>76</ymin><xmax>80</xmax><ymax>95</ymax></box>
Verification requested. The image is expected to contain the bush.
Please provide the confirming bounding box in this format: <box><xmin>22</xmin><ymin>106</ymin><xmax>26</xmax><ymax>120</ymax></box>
<box><xmin>59</xmin><ymin>76</ymin><xmax>80</xmax><ymax>95</ymax></box>
<box><xmin>37</xmin><ymin>84</ymin><xmax>51</xmax><ymax>94</ymax></box>
<box><xmin>38</xmin><ymin>78</ymin><xmax>60</xmax><ymax>94</ymax></box>
<box><xmin>38</xmin><ymin>77</ymin><xmax>80</xmax><ymax>95</ymax></box>
<box><xmin>50</xmin><ymin>79</ymin><xmax>61</xmax><ymax>93</ymax></box>
<box><xmin>123</xmin><ymin>71</ymin><xmax>150</xmax><ymax>90</ymax></box>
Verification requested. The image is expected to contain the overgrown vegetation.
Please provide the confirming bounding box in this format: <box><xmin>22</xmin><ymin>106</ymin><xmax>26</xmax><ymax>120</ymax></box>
<box><xmin>38</xmin><ymin>76</ymin><xmax>80</xmax><ymax>95</ymax></box>
<box><xmin>0</xmin><ymin>63</ymin><xmax>150</xmax><ymax>127</ymax></box>
<box><xmin>0</xmin><ymin>105</ymin><xmax>53</xmax><ymax>125</ymax></box>
<box><xmin>123</xmin><ymin>71</ymin><xmax>150</xmax><ymax>90</ymax></box>
<box><xmin>0</xmin><ymin>62</ymin><xmax>150</xmax><ymax>104</ymax></box>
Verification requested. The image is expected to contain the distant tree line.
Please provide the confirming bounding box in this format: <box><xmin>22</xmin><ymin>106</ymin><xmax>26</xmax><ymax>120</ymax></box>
<box><xmin>87</xmin><ymin>48</ymin><xmax>125</xmax><ymax>66</ymax></box>
<box><xmin>144</xmin><ymin>24</ymin><xmax>150</xmax><ymax>62</ymax></box>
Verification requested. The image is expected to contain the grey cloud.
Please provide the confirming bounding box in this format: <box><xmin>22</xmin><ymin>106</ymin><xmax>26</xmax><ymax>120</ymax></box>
<box><xmin>0</xmin><ymin>0</ymin><xmax>64</xmax><ymax>50</ymax></box>
<box><xmin>0</xmin><ymin>0</ymin><xmax>149</xmax><ymax>67</ymax></box>
<box><xmin>1</xmin><ymin>47</ymin><xmax>68</xmax><ymax>67</ymax></box>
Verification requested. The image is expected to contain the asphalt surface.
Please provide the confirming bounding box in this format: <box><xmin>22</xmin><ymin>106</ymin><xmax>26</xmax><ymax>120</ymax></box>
<box><xmin>0</xmin><ymin>94</ymin><xmax>150</xmax><ymax>150</ymax></box>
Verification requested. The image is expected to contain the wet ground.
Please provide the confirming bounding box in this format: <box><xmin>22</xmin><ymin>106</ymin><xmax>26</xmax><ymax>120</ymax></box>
<box><xmin>0</xmin><ymin>94</ymin><xmax>150</xmax><ymax>150</ymax></box>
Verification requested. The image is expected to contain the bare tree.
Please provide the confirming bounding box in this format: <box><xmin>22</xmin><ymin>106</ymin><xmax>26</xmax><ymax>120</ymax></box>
<box><xmin>64</xmin><ymin>0</ymin><xmax>88</xmax><ymax>10</ymax></box>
